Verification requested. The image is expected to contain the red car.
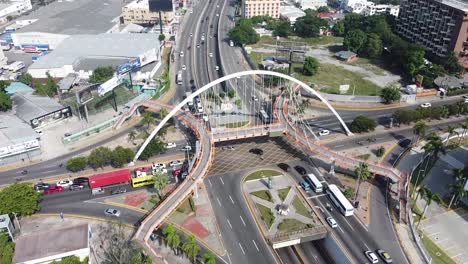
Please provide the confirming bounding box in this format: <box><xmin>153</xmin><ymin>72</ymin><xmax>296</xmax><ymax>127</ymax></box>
<box><xmin>172</xmin><ymin>169</ymin><xmax>181</xmax><ymax>177</ymax></box>
<box><xmin>44</xmin><ymin>185</ymin><xmax>64</xmax><ymax>195</ymax></box>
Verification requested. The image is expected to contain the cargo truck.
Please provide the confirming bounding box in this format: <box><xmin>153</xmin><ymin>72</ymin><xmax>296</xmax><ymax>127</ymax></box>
<box><xmin>89</xmin><ymin>169</ymin><xmax>131</xmax><ymax>189</ymax></box>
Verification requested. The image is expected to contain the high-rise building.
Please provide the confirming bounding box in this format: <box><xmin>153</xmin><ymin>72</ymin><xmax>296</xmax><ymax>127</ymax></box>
<box><xmin>243</xmin><ymin>0</ymin><xmax>280</xmax><ymax>18</ymax></box>
<box><xmin>121</xmin><ymin>0</ymin><xmax>174</xmax><ymax>25</ymax></box>
<box><xmin>396</xmin><ymin>0</ymin><xmax>468</xmax><ymax>67</ymax></box>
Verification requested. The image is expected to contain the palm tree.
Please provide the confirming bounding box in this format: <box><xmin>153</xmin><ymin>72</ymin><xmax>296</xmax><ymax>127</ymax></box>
<box><xmin>456</xmin><ymin>101</ymin><xmax>465</xmax><ymax>116</ymax></box>
<box><xmin>448</xmin><ymin>182</ymin><xmax>467</xmax><ymax>209</ymax></box>
<box><xmin>167</xmin><ymin>231</ymin><xmax>181</xmax><ymax>255</ymax></box>
<box><xmin>452</xmin><ymin>168</ymin><xmax>465</xmax><ymax>184</ymax></box>
<box><xmin>424</xmin><ymin>133</ymin><xmax>445</xmax><ymax>158</ymax></box>
<box><xmin>459</xmin><ymin>121</ymin><xmax>468</xmax><ymax>144</ymax></box>
<box><xmin>202</xmin><ymin>251</ymin><xmax>216</xmax><ymax>264</ymax></box>
<box><xmin>160</xmin><ymin>107</ymin><xmax>168</xmax><ymax>119</ymax></box>
<box><xmin>162</xmin><ymin>223</ymin><xmax>175</xmax><ymax>246</ymax></box>
<box><xmin>446</xmin><ymin>126</ymin><xmax>457</xmax><ymax>146</ymax></box>
<box><xmin>153</xmin><ymin>171</ymin><xmax>169</xmax><ymax>199</ymax></box>
<box><xmin>353</xmin><ymin>162</ymin><xmax>371</xmax><ymax>204</ymax></box>
<box><xmin>413</xmin><ymin>120</ymin><xmax>427</xmax><ymax>143</ymax></box>
<box><xmin>417</xmin><ymin>188</ymin><xmax>441</xmax><ymax>228</ymax></box>
<box><xmin>182</xmin><ymin>235</ymin><xmax>200</xmax><ymax>263</ymax></box>
<box><xmin>412</xmin><ymin>185</ymin><xmax>426</xmax><ymax>209</ymax></box>
<box><xmin>128</xmin><ymin>131</ymin><xmax>137</xmax><ymax>144</ymax></box>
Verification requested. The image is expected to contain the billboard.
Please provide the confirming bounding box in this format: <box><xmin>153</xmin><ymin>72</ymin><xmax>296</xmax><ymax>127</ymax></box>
<box><xmin>98</xmin><ymin>76</ymin><xmax>121</xmax><ymax>96</ymax></box>
<box><xmin>116</xmin><ymin>58</ymin><xmax>141</xmax><ymax>76</ymax></box>
<box><xmin>149</xmin><ymin>0</ymin><xmax>173</xmax><ymax>12</ymax></box>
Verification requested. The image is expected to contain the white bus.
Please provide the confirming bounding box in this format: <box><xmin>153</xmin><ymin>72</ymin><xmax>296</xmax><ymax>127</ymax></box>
<box><xmin>259</xmin><ymin>109</ymin><xmax>269</xmax><ymax>123</ymax></box>
<box><xmin>177</xmin><ymin>71</ymin><xmax>183</xmax><ymax>85</ymax></box>
<box><xmin>306</xmin><ymin>173</ymin><xmax>323</xmax><ymax>193</ymax></box>
<box><xmin>326</xmin><ymin>184</ymin><xmax>354</xmax><ymax>216</ymax></box>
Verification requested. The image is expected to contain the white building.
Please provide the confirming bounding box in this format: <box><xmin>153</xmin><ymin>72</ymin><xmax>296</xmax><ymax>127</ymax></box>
<box><xmin>279</xmin><ymin>5</ymin><xmax>305</xmax><ymax>24</ymax></box>
<box><xmin>0</xmin><ymin>0</ymin><xmax>32</xmax><ymax>22</ymax></box>
<box><xmin>363</xmin><ymin>3</ymin><xmax>399</xmax><ymax>16</ymax></box>
<box><xmin>300</xmin><ymin>0</ymin><xmax>327</xmax><ymax>10</ymax></box>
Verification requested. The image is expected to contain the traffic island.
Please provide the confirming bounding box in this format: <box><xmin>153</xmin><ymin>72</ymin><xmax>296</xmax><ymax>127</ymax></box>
<box><xmin>243</xmin><ymin>171</ymin><xmax>327</xmax><ymax>249</ymax></box>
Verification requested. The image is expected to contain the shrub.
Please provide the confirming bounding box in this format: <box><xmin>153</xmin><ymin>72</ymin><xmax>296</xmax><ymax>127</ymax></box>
<box><xmin>376</xmin><ymin>146</ymin><xmax>385</xmax><ymax>157</ymax></box>
<box><xmin>350</xmin><ymin>115</ymin><xmax>377</xmax><ymax>133</ymax></box>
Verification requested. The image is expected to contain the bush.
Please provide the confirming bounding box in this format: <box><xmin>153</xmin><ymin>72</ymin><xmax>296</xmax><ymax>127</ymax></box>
<box><xmin>87</xmin><ymin>146</ymin><xmax>112</xmax><ymax>169</ymax></box>
<box><xmin>343</xmin><ymin>187</ymin><xmax>355</xmax><ymax>199</ymax></box>
<box><xmin>447</xmin><ymin>88</ymin><xmax>468</xmax><ymax>96</ymax></box>
<box><xmin>66</xmin><ymin>157</ymin><xmax>87</xmax><ymax>172</ymax></box>
<box><xmin>350</xmin><ymin>115</ymin><xmax>377</xmax><ymax>133</ymax></box>
<box><xmin>376</xmin><ymin>146</ymin><xmax>385</xmax><ymax>157</ymax></box>
<box><xmin>110</xmin><ymin>146</ymin><xmax>134</xmax><ymax>168</ymax></box>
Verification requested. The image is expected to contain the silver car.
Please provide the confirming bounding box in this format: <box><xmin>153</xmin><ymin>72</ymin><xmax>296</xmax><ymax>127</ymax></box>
<box><xmin>104</xmin><ymin>208</ymin><xmax>121</xmax><ymax>217</ymax></box>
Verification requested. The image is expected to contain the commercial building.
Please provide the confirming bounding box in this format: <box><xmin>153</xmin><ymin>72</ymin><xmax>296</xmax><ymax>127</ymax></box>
<box><xmin>280</xmin><ymin>5</ymin><xmax>305</xmax><ymax>24</ymax></box>
<box><xmin>0</xmin><ymin>114</ymin><xmax>40</xmax><ymax>162</ymax></box>
<box><xmin>363</xmin><ymin>4</ymin><xmax>399</xmax><ymax>16</ymax></box>
<box><xmin>0</xmin><ymin>0</ymin><xmax>32</xmax><ymax>23</ymax></box>
<box><xmin>121</xmin><ymin>0</ymin><xmax>175</xmax><ymax>25</ymax></box>
<box><xmin>300</xmin><ymin>0</ymin><xmax>327</xmax><ymax>10</ymax></box>
<box><xmin>396</xmin><ymin>0</ymin><xmax>468</xmax><ymax>67</ymax></box>
<box><xmin>244</xmin><ymin>0</ymin><xmax>280</xmax><ymax>18</ymax></box>
<box><xmin>13</xmin><ymin>224</ymin><xmax>90</xmax><ymax>264</ymax></box>
<box><xmin>27</xmin><ymin>33</ymin><xmax>161</xmax><ymax>79</ymax></box>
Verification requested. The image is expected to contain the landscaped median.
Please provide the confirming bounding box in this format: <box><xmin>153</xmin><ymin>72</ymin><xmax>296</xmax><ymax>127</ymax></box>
<box><xmin>244</xmin><ymin>169</ymin><xmax>282</xmax><ymax>182</ymax></box>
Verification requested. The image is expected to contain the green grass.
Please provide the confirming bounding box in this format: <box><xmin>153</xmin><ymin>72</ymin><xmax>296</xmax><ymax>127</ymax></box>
<box><xmin>348</xmin><ymin>57</ymin><xmax>387</xmax><ymax>75</ymax></box>
<box><xmin>421</xmin><ymin>232</ymin><xmax>457</xmax><ymax>264</ymax></box>
<box><xmin>257</xmin><ymin>203</ymin><xmax>275</xmax><ymax>229</ymax></box>
<box><xmin>357</xmin><ymin>154</ymin><xmax>371</xmax><ymax>160</ymax></box>
<box><xmin>292</xmin><ymin>63</ymin><xmax>381</xmax><ymax>96</ymax></box>
<box><xmin>289</xmin><ymin>36</ymin><xmax>343</xmax><ymax>46</ymax></box>
<box><xmin>249</xmin><ymin>51</ymin><xmax>275</xmax><ymax>68</ymax></box>
<box><xmin>292</xmin><ymin>196</ymin><xmax>313</xmax><ymax>219</ymax></box>
<box><xmin>277</xmin><ymin>219</ymin><xmax>312</xmax><ymax>233</ymax></box>
<box><xmin>245</xmin><ymin>170</ymin><xmax>282</xmax><ymax>181</ymax></box>
<box><xmin>224</xmin><ymin>121</ymin><xmax>249</xmax><ymax>128</ymax></box>
<box><xmin>251</xmin><ymin>190</ymin><xmax>273</xmax><ymax>202</ymax></box>
<box><xmin>278</xmin><ymin>187</ymin><xmax>291</xmax><ymax>201</ymax></box>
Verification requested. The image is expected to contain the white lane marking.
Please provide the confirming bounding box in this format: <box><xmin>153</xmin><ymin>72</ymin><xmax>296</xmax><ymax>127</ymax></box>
<box><xmin>352</xmin><ymin>214</ymin><xmax>369</xmax><ymax>232</ymax></box>
<box><xmin>307</xmin><ymin>194</ymin><xmax>327</xmax><ymax>199</ymax></box>
<box><xmin>363</xmin><ymin>242</ymin><xmax>370</xmax><ymax>250</ymax></box>
<box><xmin>343</xmin><ymin>217</ymin><xmax>355</xmax><ymax>231</ymax></box>
<box><xmin>227</xmin><ymin>219</ymin><xmax>232</xmax><ymax>229</ymax></box>
<box><xmin>240</xmin><ymin>215</ymin><xmax>246</xmax><ymax>226</ymax></box>
<box><xmin>220</xmin><ymin>178</ymin><xmax>225</xmax><ymax>185</ymax></box>
<box><xmin>252</xmin><ymin>240</ymin><xmax>260</xmax><ymax>252</ymax></box>
<box><xmin>335</xmin><ymin>144</ymin><xmax>345</xmax><ymax>148</ymax></box>
<box><xmin>208</xmin><ymin>179</ymin><xmax>212</xmax><ymax>186</ymax></box>
<box><xmin>338</xmin><ymin>226</ymin><xmax>345</xmax><ymax>233</ymax></box>
<box><xmin>239</xmin><ymin>243</ymin><xmax>246</xmax><ymax>255</ymax></box>
<box><xmin>229</xmin><ymin>195</ymin><xmax>235</xmax><ymax>204</ymax></box>
<box><xmin>217</xmin><ymin>197</ymin><xmax>222</xmax><ymax>207</ymax></box>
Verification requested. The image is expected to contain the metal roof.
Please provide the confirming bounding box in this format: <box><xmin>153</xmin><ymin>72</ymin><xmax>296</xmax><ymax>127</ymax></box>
<box><xmin>5</xmin><ymin>82</ymin><xmax>34</xmax><ymax>96</ymax></box>
<box><xmin>0</xmin><ymin>114</ymin><xmax>37</xmax><ymax>148</ymax></box>
<box><xmin>11</xmin><ymin>92</ymin><xmax>64</xmax><ymax>123</ymax></box>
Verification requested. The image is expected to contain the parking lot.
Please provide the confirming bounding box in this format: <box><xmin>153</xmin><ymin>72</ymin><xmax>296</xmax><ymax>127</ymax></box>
<box><xmin>208</xmin><ymin>137</ymin><xmax>304</xmax><ymax>175</ymax></box>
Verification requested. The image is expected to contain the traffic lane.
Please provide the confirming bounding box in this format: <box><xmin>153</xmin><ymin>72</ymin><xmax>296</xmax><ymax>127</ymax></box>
<box><xmin>276</xmin><ymin>247</ymin><xmax>302</xmax><ymax>264</ymax></box>
<box><xmin>296</xmin><ymin>242</ymin><xmax>328</xmax><ymax>264</ymax></box>
<box><xmin>205</xmin><ymin>173</ymin><xmax>277</xmax><ymax>264</ymax></box>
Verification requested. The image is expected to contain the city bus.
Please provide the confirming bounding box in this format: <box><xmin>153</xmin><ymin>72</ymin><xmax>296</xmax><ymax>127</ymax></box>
<box><xmin>306</xmin><ymin>173</ymin><xmax>323</xmax><ymax>193</ymax></box>
<box><xmin>131</xmin><ymin>175</ymin><xmax>154</xmax><ymax>188</ymax></box>
<box><xmin>326</xmin><ymin>184</ymin><xmax>354</xmax><ymax>216</ymax></box>
<box><xmin>177</xmin><ymin>71</ymin><xmax>183</xmax><ymax>85</ymax></box>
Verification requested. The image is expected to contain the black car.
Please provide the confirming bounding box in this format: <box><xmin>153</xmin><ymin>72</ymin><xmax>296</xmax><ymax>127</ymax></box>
<box><xmin>278</xmin><ymin>163</ymin><xmax>290</xmax><ymax>172</ymax></box>
<box><xmin>294</xmin><ymin>165</ymin><xmax>307</xmax><ymax>175</ymax></box>
<box><xmin>214</xmin><ymin>33</ymin><xmax>217</xmax><ymax>37</ymax></box>
<box><xmin>69</xmin><ymin>184</ymin><xmax>85</xmax><ymax>191</ymax></box>
<box><xmin>73</xmin><ymin>177</ymin><xmax>89</xmax><ymax>185</ymax></box>
<box><xmin>249</xmin><ymin>148</ymin><xmax>264</xmax><ymax>155</ymax></box>
<box><xmin>191</xmin><ymin>85</ymin><xmax>196</xmax><ymax>92</ymax></box>
<box><xmin>34</xmin><ymin>182</ymin><xmax>50</xmax><ymax>191</ymax></box>
<box><xmin>111</xmin><ymin>188</ymin><xmax>127</xmax><ymax>195</ymax></box>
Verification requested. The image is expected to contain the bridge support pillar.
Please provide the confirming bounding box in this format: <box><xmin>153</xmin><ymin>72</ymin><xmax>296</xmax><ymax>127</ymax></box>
<box><xmin>192</xmin><ymin>185</ymin><xmax>198</xmax><ymax>199</ymax></box>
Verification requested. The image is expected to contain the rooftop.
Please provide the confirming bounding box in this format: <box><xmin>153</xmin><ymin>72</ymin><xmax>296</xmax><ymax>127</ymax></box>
<box><xmin>11</xmin><ymin>92</ymin><xmax>65</xmax><ymax>123</ymax></box>
<box><xmin>5</xmin><ymin>82</ymin><xmax>34</xmax><ymax>96</ymax></box>
<box><xmin>13</xmin><ymin>224</ymin><xmax>89</xmax><ymax>263</ymax></box>
<box><xmin>15</xmin><ymin>0</ymin><xmax>125</xmax><ymax>35</ymax></box>
<box><xmin>437</xmin><ymin>0</ymin><xmax>468</xmax><ymax>11</ymax></box>
<box><xmin>335</xmin><ymin>50</ymin><xmax>357</xmax><ymax>59</ymax></box>
<box><xmin>29</xmin><ymin>33</ymin><xmax>160</xmax><ymax>69</ymax></box>
<box><xmin>279</xmin><ymin>5</ymin><xmax>306</xmax><ymax>18</ymax></box>
<box><xmin>0</xmin><ymin>114</ymin><xmax>37</xmax><ymax>148</ymax></box>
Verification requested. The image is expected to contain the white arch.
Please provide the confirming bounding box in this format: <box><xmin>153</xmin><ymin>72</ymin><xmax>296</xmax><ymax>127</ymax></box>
<box><xmin>133</xmin><ymin>70</ymin><xmax>353</xmax><ymax>161</ymax></box>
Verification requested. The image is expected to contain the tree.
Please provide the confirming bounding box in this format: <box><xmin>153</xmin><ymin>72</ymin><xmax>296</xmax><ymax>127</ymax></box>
<box><xmin>99</xmin><ymin>222</ymin><xmax>145</xmax><ymax>264</ymax></box>
<box><xmin>228</xmin><ymin>19</ymin><xmax>259</xmax><ymax>45</ymax></box>
<box><xmin>18</xmin><ymin>72</ymin><xmax>33</xmax><ymax>86</ymax></box>
<box><xmin>380</xmin><ymin>85</ymin><xmax>401</xmax><ymax>104</ymax></box>
<box><xmin>294</xmin><ymin>14</ymin><xmax>328</xmax><ymax>38</ymax></box>
<box><xmin>202</xmin><ymin>251</ymin><xmax>216</xmax><ymax>264</ymax></box>
<box><xmin>375</xmin><ymin>146</ymin><xmax>385</xmax><ymax>157</ymax></box>
<box><xmin>34</xmin><ymin>73</ymin><xmax>58</xmax><ymax>97</ymax></box>
<box><xmin>350</xmin><ymin>115</ymin><xmax>377</xmax><ymax>133</ymax></box>
<box><xmin>166</xmin><ymin>229</ymin><xmax>181</xmax><ymax>255</ymax></box>
<box><xmin>227</xmin><ymin>88</ymin><xmax>236</xmax><ymax>99</ymax></box>
<box><xmin>316</xmin><ymin>6</ymin><xmax>329</xmax><ymax>13</ymax></box>
<box><xmin>353</xmin><ymin>162</ymin><xmax>371</xmax><ymax>203</ymax></box>
<box><xmin>89</xmin><ymin>66</ymin><xmax>114</xmax><ymax>84</ymax></box>
<box><xmin>343</xmin><ymin>29</ymin><xmax>367</xmax><ymax>53</ymax></box>
<box><xmin>417</xmin><ymin>187</ymin><xmax>440</xmax><ymax>228</ymax></box>
<box><xmin>159</xmin><ymin>107</ymin><xmax>168</xmax><ymax>119</ymax></box>
<box><xmin>0</xmin><ymin>91</ymin><xmax>12</xmax><ymax>112</ymax></box>
<box><xmin>444</xmin><ymin>51</ymin><xmax>464</xmax><ymax>77</ymax></box>
<box><xmin>392</xmin><ymin>109</ymin><xmax>419</xmax><ymax>125</ymax></box>
<box><xmin>403</xmin><ymin>45</ymin><xmax>425</xmax><ymax>76</ymax></box>
<box><xmin>343</xmin><ymin>13</ymin><xmax>363</xmax><ymax>34</ymax></box>
<box><xmin>130</xmin><ymin>250</ymin><xmax>152</xmax><ymax>264</ymax></box>
<box><xmin>128</xmin><ymin>131</ymin><xmax>137</xmax><ymax>144</ymax></box>
<box><xmin>182</xmin><ymin>235</ymin><xmax>200</xmax><ymax>263</ymax></box>
<box><xmin>460</xmin><ymin>121</ymin><xmax>468</xmax><ymax>144</ymax></box>
<box><xmin>0</xmin><ymin>182</ymin><xmax>41</xmax><ymax>216</ymax></box>
<box><xmin>159</xmin><ymin>34</ymin><xmax>166</xmax><ymax>42</ymax></box>
<box><xmin>413</xmin><ymin>120</ymin><xmax>427</xmax><ymax>143</ymax></box>
<box><xmin>153</xmin><ymin>171</ymin><xmax>169</xmax><ymax>199</ymax></box>
<box><xmin>302</xmin><ymin>56</ymin><xmax>320</xmax><ymax>76</ymax></box>
<box><xmin>362</xmin><ymin>33</ymin><xmax>382</xmax><ymax>58</ymax></box>
<box><xmin>141</xmin><ymin>111</ymin><xmax>154</xmax><ymax>131</ymax></box>
<box><xmin>273</xmin><ymin>20</ymin><xmax>291</xmax><ymax>38</ymax></box>
<box><xmin>66</xmin><ymin>157</ymin><xmax>87</xmax><ymax>172</ymax></box>
<box><xmin>448</xmin><ymin>182</ymin><xmax>467</xmax><ymax>209</ymax></box>
<box><xmin>0</xmin><ymin>80</ymin><xmax>10</xmax><ymax>91</ymax></box>
<box><xmin>110</xmin><ymin>146</ymin><xmax>134</xmax><ymax>168</ymax></box>
<box><xmin>138</xmin><ymin>137</ymin><xmax>167</xmax><ymax>160</ymax></box>
<box><xmin>445</xmin><ymin>125</ymin><xmax>457</xmax><ymax>146</ymax></box>
<box><xmin>50</xmin><ymin>256</ymin><xmax>89</xmax><ymax>264</ymax></box>
<box><xmin>412</xmin><ymin>185</ymin><xmax>426</xmax><ymax>209</ymax></box>
<box><xmin>0</xmin><ymin>232</ymin><xmax>14</xmax><ymax>264</ymax></box>
<box><xmin>87</xmin><ymin>146</ymin><xmax>112</xmax><ymax>169</ymax></box>
<box><xmin>424</xmin><ymin>133</ymin><xmax>445</xmax><ymax>159</ymax></box>
<box><xmin>332</xmin><ymin>21</ymin><xmax>345</xmax><ymax>36</ymax></box>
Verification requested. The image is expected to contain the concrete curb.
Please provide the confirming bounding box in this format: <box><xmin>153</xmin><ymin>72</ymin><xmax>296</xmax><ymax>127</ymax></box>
<box><xmin>29</xmin><ymin>213</ymin><xmax>136</xmax><ymax>229</ymax></box>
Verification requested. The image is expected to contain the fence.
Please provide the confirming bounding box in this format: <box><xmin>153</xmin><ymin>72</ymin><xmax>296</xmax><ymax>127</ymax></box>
<box><xmin>62</xmin><ymin>117</ymin><xmax>119</xmax><ymax>144</ymax></box>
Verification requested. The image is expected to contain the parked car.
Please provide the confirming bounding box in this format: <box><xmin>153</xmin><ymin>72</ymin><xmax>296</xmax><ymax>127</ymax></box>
<box><xmin>318</xmin><ymin>129</ymin><xmax>330</xmax><ymax>136</ymax></box>
<box><xmin>326</xmin><ymin>217</ymin><xmax>338</xmax><ymax>228</ymax></box>
<box><xmin>294</xmin><ymin>166</ymin><xmax>307</xmax><ymax>175</ymax></box>
<box><xmin>69</xmin><ymin>184</ymin><xmax>85</xmax><ymax>191</ymax></box>
<box><xmin>169</xmin><ymin>160</ymin><xmax>183</xmax><ymax>167</ymax></box>
<box><xmin>110</xmin><ymin>188</ymin><xmax>127</xmax><ymax>195</ymax></box>
<box><xmin>420</xmin><ymin>102</ymin><xmax>432</xmax><ymax>108</ymax></box>
<box><xmin>73</xmin><ymin>177</ymin><xmax>89</xmax><ymax>184</ymax></box>
<box><xmin>154</xmin><ymin>168</ymin><xmax>168</xmax><ymax>174</ymax></box>
<box><xmin>44</xmin><ymin>185</ymin><xmax>64</xmax><ymax>195</ymax></box>
<box><xmin>202</xmin><ymin>114</ymin><xmax>208</xmax><ymax>122</ymax></box>
<box><xmin>152</xmin><ymin>163</ymin><xmax>166</xmax><ymax>170</ymax></box>
<box><xmin>104</xmin><ymin>208</ymin><xmax>121</xmax><ymax>217</ymax></box>
<box><xmin>376</xmin><ymin>249</ymin><xmax>393</xmax><ymax>263</ymax></box>
<box><xmin>34</xmin><ymin>182</ymin><xmax>50</xmax><ymax>191</ymax></box>
<box><xmin>167</xmin><ymin>142</ymin><xmax>177</xmax><ymax>149</ymax></box>
<box><xmin>182</xmin><ymin>65</ymin><xmax>186</xmax><ymax>71</ymax></box>
<box><xmin>56</xmin><ymin>179</ymin><xmax>73</xmax><ymax>188</ymax></box>
<box><xmin>364</xmin><ymin>250</ymin><xmax>379</xmax><ymax>264</ymax></box>
<box><xmin>173</xmin><ymin>169</ymin><xmax>182</xmax><ymax>177</ymax></box>
<box><xmin>277</xmin><ymin>163</ymin><xmax>290</xmax><ymax>172</ymax></box>
<box><xmin>215</xmin><ymin>65</ymin><xmax>219</xmax><ymax>71</ymax></box>
<box><xmin>181</xmin><ymin>146</ymin><xmax>192</xmax><ymax>151</ymax></box>
<box><xmin>252</xmin><ymin>95</ymin><xmax>258</xmax><ymax>101</ymax></box>
<box><xmin>180</xmin><ymin>51</ymin><xmax>184</xmax><ymax>57</ymax></box>
<box><xmin>249</xmin><ymin>148</ymin><xmax>263</xmax><ymax>155</ymax></box>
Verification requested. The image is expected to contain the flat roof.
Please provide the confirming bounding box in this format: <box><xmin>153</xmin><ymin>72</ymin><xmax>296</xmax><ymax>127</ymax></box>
<box><xmin>13</xmin><ymin>224</ymin><xmax>89</xmax><ymax>263</ymax></box>
<box><xmin>437</xmin><ymin>0</ymin><xmax>468</xmax><ymax>11</ymax></box>
<box><xmin>0</xmin><ymin>114</ymin><xmax>37</xmax><ymax>148</ymax></box>
<box><xmin>12</xmin><ymin>92</ymin><xmax>65</xmax><ymax>123</ymax></box>
<box><xmin>15</xmin><ymin>0</ymin><xmax>125</xmax><ymax>35</ymax></box>
<box><xmin>29</xmin><ymin>33</ymin><xmax>160</xmax><ymax>69</ymax></box>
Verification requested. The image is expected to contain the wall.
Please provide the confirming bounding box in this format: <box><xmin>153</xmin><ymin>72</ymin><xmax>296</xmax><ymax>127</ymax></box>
<box><xmin>11</xmin><ymin>32</ymin><xmax>70</xmax><ymax>50</ymax></box>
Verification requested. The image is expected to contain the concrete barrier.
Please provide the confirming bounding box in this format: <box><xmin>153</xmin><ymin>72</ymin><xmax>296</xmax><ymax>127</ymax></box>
<box><xmin>322</xmin><ymin>235</ymin><xmax>353</xmax><ymax>264</ymax></box>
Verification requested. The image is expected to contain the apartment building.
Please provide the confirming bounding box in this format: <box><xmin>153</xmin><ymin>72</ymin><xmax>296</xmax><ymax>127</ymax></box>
<box><xmin>363</xmin><ymin>4</ymin><xmax>399</xmax><ymax>16</ymax></box>
<box><xmin>0</xmin><ymin>0</ymin><xmax>32</xmax><ymax>23</ymax></box>
<box><xmin>300</xmin><ymin>0</ymin><xmax>327</xmax><ymax>10</ymax></box>
<box><xmin>121</xmin><ymin>0</ymin><xmax>174</xmax><ymax>25</ymax></box>
<box><xmin>396</xmin><ymin>0</ymin><xmax>468</xmax><ymax>67</ymax></box>
<box><xmin>244</xmin><ymin>0</ymin><xmax>280</xmax><ymax>18</ymax></box>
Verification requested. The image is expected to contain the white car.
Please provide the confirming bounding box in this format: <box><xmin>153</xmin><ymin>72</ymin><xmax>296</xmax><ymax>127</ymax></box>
<box><xmin>197</xmin><ymin>44</ymin><xmax>200</xmax><ymax>48</ymax></box>
<box><xmin>181</xmin><ymin>145</ymin><xmax>192</xmax><ymax>151</ymax></box>
<box><xmin>216</xmin><ymin>13</ymin><xmax>219</xmax><ymax>16</ymax></box>
<box><xmin>35</xmin><ymin>129</ymin><xmax>43</xmax><ymax>135</ymax></box>
<box><xmin>190</xmin><ymin>10</ymin><xmax>193</xmax><ymax>13</ymax></box>
<box><xmin>182</xmin><ymin>65</ymin><xmax>186</xmax><ymax>70</ymax></box>
<box><xmin>209</xmin><ymin>52</ymin><xmax>213</xmax><ymax>57</ymax></box>
<box><xmin>318</xmin><ymin>129</ymin><xmax>330</xmax><ymax>136</ymax></box>
<box><xmin>189</xmin><ymin>33</ymin><xmax>193</xmax><ymax>37</ymax></box>
<box><xmin>202</xmin><ymin>114</ymin><xmax>209</xmax><ymax>122</ymax></box>
<box><xmin>169</xmin><ymin>160</ymin><xmax>183</xmax><ymax>167</ymax></box>
<box><xmin>56</xmin><ymin>179</ymin><xmax>73</xmax><ymax>188</ymax></box>
<box><xmin>420</xmin><ymin>102</ymin><xmax>431</xmax><ymax>108</ymax></box>
<box><xmin>152</xmin><ymin>163</ymin><xmax>166</xmax><ymax>170</ymax></box>
<box><xmin>326</xmin><ymin>217</ymin><xmax>338</xmax><ymax>228</ymax></box>
<box><xmin>104</xmin><ymin>208</ymin><xmax>121</xmax><ymax>217</ymax></box>
<box><xmin>180</xmin><ymin>51</ymin><xmax>184</xmax><ymax>57</ymax></box>
<box><xmin>364</xmin><ymin>251</ymin><xmax>379</xmax><ymax>264</ymax></box>
<box><xmin>154</xmin><ymin>168</ymin><xmax>168</xmax><ymax>174</ymax></box>
<box><xmin>201</xmin><ymin>36</ymin><xmax>205</xmax><ymax>41</ymax></box>
<box><xmin>215</xmin><ymin>66</ymin><xmax>219</xmax><ymax>71</ymax></box>
<box><xmin>167</xmin><ymin>142</ymin><xmax>177</xmax><ymax>149</ymax></box>
<box><xmin>252</xmin><ymin>95</ymin><xmax>258</xmax><ymax>101</ymax></box>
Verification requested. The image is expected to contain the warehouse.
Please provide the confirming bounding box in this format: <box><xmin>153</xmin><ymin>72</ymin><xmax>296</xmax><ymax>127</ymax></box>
<box><xmin>0</xmin><ymin>114</ymin><xmax>40</xmax><ymax>163</ymax></box>
<box><xmin>27</xmin><ymin>33</ymin><xmax>161</xmax><ymax>79</ymax></box>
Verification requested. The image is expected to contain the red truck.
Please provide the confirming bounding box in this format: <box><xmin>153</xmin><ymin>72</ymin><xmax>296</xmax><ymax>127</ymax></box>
<box><xmin>89</xmin><ymin>169</ymin><xmax>131</xmax><ymax>189</ymax></box>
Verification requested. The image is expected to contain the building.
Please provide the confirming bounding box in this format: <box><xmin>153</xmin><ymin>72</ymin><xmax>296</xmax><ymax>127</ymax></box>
<box><xmin>300</xmin><ymin>0</ymin><xmax>327</xmax><ymax>10</ymax></box>
<box><xmin>279</xmin><ymin>5</ymin><xmax>305</xmax><ymax>24</ymax></box>
<box><xmin>396</xmin><ymin>0</ymin><xmax>468</xmax><ymax>67</ymax></box>
<box><xmin>121</xmin><ymin>0</ymin><xmax>175</xmax><ymax>26</ymax></box>
<box><xmin>27</xmin><ymin>33</ymin><xmax>161</xmax><ymax>79</ymax></box>
<box><xmin>0</xmin><ymin>215</ymin><xmax>16</xmax><ymax>241</ymax></box>
<box><xmin>0</xmin><ymin>114</ymin><xmax>40</xmax><ymax>162</ymax></box>
<box><xmin>244</xmin><ymin>0</ymin><xmax>280</xmax><ymax>18</ymax></box>
<box><xmin>335</xmin><ymin>50</ymin><xmax>357</xmax><ymax>62</ymax></box>
<box><xmin>363</xmin><ymin>3</ymin><xmax>399</xmax><ymax>16</ymax></box>
<box><xmin>0</xmin><ymin>0</ymin><xmax>32</xmax><ymax>23</ymax></box>
<box><xmin>12</xmin><ymin>224</ymin><xmax>90</xmax><ymax>264</ymax></box>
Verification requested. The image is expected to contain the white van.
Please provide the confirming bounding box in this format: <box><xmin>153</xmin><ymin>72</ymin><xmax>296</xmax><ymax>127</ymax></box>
<box><xmin>197</xmin><ymin>103</ymin><xmax>203</xmax><ymax>113</ymax></box>
<box><xmin>229</xmin><ymin>40</ymin><xmax>234</xmax><ymax>47</ymax></box>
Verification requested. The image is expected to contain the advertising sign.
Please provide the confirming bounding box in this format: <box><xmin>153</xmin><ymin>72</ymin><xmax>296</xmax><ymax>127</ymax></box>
<box><xmin>116</xmin><ymin>58</ymin><xmax>141</xmax><ymax>76</ymax></box>
<box><xmin>97</xmin><ymin>76</ymin><xmax>121</xmax><ymax>96</ymax></box>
